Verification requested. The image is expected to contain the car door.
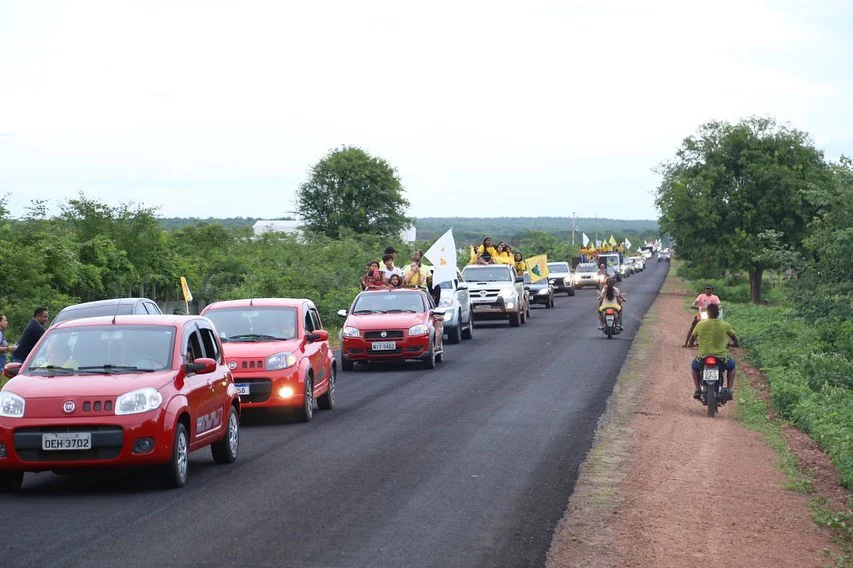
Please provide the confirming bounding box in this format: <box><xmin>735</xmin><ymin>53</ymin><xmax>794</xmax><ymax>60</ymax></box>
<box><xmin>301</xmin><ymin>304</ymin><xmax>326</xmax><ymax>390</ymax></box>
<box><xmin>308</xmin><ymin>306</ymin><xmax>329</xmax><ymax>390</ymax></box>
<box><xmin>454</xmin><ymin>272</ymin><xmax>470</xmax><ymax>323</ymax></box>
<box><xmin>198</xmin><ymin>324</ymin><xmax>229</xmax><ymax>439</ymax></box>
<box><xmin>181</xmin><ymin>324</ymin><xmax>216</xmax><ymax>446</ymax></box>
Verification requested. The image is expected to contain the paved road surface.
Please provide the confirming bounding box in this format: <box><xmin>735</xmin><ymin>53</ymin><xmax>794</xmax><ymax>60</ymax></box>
<box><xmin>0</xmin><ymin>261</ymin><xmax>668</xmax><ymax>568</ymax></box>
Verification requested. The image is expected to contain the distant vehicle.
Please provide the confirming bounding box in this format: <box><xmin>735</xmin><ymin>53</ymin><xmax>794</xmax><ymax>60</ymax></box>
<box><xmin>523</xmin><ymin>273</ymin><xmax>554</xmax><ymax>308</ymax></box>
<box><xmin>461</xmin><ymin>264</ymin><xmax>529</xmax><ymax>327</ymax></box>
<box><xmin>572</xmin><ymin>262</ymin><xmax>602</xmax><ymax>289</ymax></box>
<box><xmin>0</xmin><ymin>315</ymin><xmax>240</xmax><ymax>492</ymax></box>
<box><xmin>627</xmin><ymin>256</ymin><xmax>645</xmax><ymax>272</ymax></box>
<box><xmin>337</xmin><ymin>288</ymin><xmax>445</xmax><ymax>370</ymax></box>
<box><xmin>597</xmin><ymin>253</ymin><xmax>623</xmax><ymax>282</ymax></box>
<box><xmin>546</xmin><ymin>262</ymin><xmax>576</xmax><ymax>296</ymax></box>
<box><xmin>52</xmin><ymin>298</ymin><xmax>162</xmax><ymax>327</ymax></box>
<box><xmin>619</xmin><ymin>262</ymin><xmax>632</xmax><ymax>278</ymax></box>
<box><xmin>659</xmin><ymin>249</ymin><xmax>672</xmax><ymax>262</ymax></box>
<box><xmin>201</xmin><ymin>298</ymin><xmax>336</xmax><ymax>422</ymax></box>
<box><xmin>436</xmin><ymin>270</ymin><xmax>474</xmax><ymax>344</ymax></box>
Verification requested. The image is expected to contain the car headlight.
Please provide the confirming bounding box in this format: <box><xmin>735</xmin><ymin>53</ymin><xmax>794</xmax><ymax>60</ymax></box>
<box><xmin>438</xmin><ymin>297</ymin><xmax>453</xmax><ymax>307</ymax></box>
<box><xmin>0</xmin><ymin>392</ymin><xmax>25</xmax><ymax>418</ymax></box>
<box><xmin>537</xmin><ymin>288</ymin><xmax>550</xmax><ymax>295</ymax></box>
<box><xmin>500</xmin><ymin>290</ymin><xmax>516</xmax><ymax>300</ymax></box>
<box><xmin>115</xmin><ymin>388</ymin><xmax>163</xmax><ymax>416</ymax></box>
<box><xmin>408</xmin><ymin>324</ymin><xmax>430</xmax><ymax>336</ymax></box>
<box><xmin>266</xmin><ymin>352</ymin><xmax>297</xmax><ymax>371</ymax></box>
<box><xmin>342</xmin><ymin>326</ymin><xmax>360</xmax><ymax>338</ymax></box>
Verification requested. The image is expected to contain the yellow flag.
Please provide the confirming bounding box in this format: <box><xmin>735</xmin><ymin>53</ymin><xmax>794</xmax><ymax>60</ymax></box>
<box><xmin>609</xmin><ymin>235</ymin><xmax>617</xmax><ymax>246</ymax></box>
<box><xmin>180</xmin><ymin>277</ymin><xmax>193</xmax><ymax>302</ymax></box>
<box><xmin>525</xmin><ymin>255</ymin><xmax>550</xmax><ymax>282</ymax></box>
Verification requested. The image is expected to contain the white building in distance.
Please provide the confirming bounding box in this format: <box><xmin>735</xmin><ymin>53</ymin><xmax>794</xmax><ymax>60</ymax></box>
<box><xmin>252</xmin><ymin>219</ymin><xmax>416</xmax><ymax>243</ymax></box>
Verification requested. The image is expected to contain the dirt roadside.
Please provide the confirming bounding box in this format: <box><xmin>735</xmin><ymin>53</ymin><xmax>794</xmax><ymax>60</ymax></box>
<box><xmin>546</xmin><ymin>271</ymin><xmax>841</xmax><ymax>567</ymax></box>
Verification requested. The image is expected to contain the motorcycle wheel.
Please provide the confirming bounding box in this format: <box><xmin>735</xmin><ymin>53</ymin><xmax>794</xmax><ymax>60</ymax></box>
<box><xmin>707</xmin><ymin>386</ymin><xmax>717</xmax><ymax>418</ymax></box>
<box><xmin>606</xmin><ymin>325</ymin><xmax>613</xmax><ymax>339</ymax></box>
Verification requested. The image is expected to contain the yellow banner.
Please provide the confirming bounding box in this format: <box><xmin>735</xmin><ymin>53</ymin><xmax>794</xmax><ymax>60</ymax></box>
<box><xmin>180</xmin><ymin>276</ymin><xmax>193</xmax><ymax>302</ymax></box>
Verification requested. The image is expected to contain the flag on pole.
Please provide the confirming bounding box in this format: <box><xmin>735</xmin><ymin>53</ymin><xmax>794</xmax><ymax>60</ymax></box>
<box><xmin>525</xmin><ymin>255</ymin><xmax>550</xmax><ymax>282</ymax></box>
<box><xmin>180</xmin><ymin>277</ymin><xmax>193</xmax><ymax>302</ymax></box>
<box><xmin>424</xmin><ymin>229</ymin><xmax>458</xmax><ymax>286</ymax></box>
<box><xmin>608</xmin><ymin>235</ymin><xmax>617</xmax><ymax>246</ymax></box>
<box><xmin>624</xmin><ymin>238</ymin><xmax>632</xmax><ymax>250</ymax></box>
<box><xmin>582</xmin><ymin>233</ymin><xmax>590</xmax><ymax>247</ymax></box>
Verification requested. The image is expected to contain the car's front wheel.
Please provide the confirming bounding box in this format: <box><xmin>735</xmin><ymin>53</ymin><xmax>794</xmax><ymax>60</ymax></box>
<box><xmin>447</xmin><ymin>318</ymin><xmax>462</xmax><ymax>344</ymax></box>
<box><xmin>461</xmin><ymin>312</ymin><xmax>474</xmax><ymax>340</ymax></box>
<box><xmin>294</xmin><ymin>376</ymin><xmax>314</xmax><ymax>422</ymax></box>
<box><xmin>211</xmin><ymin>404</ymin><xmax>239</xmax><ymax>464</ymax></box>
<box><xmin>317</xmin><ymin>365</ymin><xmax>336</xmax><ymax>410</ymax></box>
<box><xmin>161</xmin><ymin>422</ymin><xmax>189</xmax><ymax>489</ymax></box>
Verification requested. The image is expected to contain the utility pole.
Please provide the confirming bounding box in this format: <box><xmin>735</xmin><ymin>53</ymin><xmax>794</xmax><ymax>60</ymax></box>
<box><xmin>571</xmin><ymin>211</ymin><xmax>576</xmax><ymax>246</ymax></box>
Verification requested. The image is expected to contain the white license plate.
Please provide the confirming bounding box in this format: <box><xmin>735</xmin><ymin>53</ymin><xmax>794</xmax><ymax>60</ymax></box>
<box><xmin>473</xmin><ymin>305</ymin><xmax>500</xmax><ymax>312</ymax></box>
<box><xmin>371</xmin><ymin>341</ymin><xmax>397</xmax><ymax>351</ymax></box>
<box><xmin>42</xmin><ymin>432</ymin><xmax>92</xmax><ymax>451</ymax></box>
<box><xmin>236</xmin><ymin>384</ymin><xmax>251</xmax><ymax>396</ymax></box>
<box><xmin>605</xmin><ymin>316</ymin><xmax>615</xmax><ymax>324</ymax></box>
<box><xmin>703</xmin><ymin>369</ymin><xmax>718</xmax><ymax>382</ymax></box>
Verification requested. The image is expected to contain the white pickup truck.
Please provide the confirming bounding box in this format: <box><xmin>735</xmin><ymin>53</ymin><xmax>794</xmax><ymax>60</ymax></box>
<box><xmin>460</xmin><ymin>264</ymin><xmax>530</xmax><ymax>327</ymax></box>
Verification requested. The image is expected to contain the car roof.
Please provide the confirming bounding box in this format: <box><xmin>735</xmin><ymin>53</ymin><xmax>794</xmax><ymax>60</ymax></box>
<box><xmin>51</xmin><ymin>314</ymin><xmax>206</xmax><ymax>330</ymax></box>
<box><xmin>204</xmin><ymin>298</ymin><xmax>310</xmax><ymax>310</ymax></box>
<box><xmin>359</xmin><ymin>288</ymin><xmax>424</xmax><ymax>295</ymax></box>
<box><xmin>58</xmin><ymin>297</ymin><xmax>153</xmax><ymax>312</ymax></box>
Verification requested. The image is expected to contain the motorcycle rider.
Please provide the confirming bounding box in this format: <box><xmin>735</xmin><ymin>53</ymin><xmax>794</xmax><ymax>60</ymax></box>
<box><xmin>597</xmin><ymin>277</ymin><xmax>626</xmax><ymax>329</ymax></box>
<box><xmin>683</xmin><ymin>284</ymin><xmax>722</xmax><ymax>347</ymax></box>
<box><xmin>687</xmin><ymin>302</ymin><xmax>739</xmax><ymax>401</ymax></box>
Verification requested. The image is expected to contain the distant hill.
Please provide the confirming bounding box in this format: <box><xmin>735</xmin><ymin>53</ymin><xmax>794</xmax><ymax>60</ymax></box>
<box><xmin>414</xmin><ymin>217</ymin><xmax>660</xmax><ymax>243</ymax></box>
<box><xmin>159</xmin><ymin>217</ymin><xmax>293</xmax><ymax>230</ymax></box>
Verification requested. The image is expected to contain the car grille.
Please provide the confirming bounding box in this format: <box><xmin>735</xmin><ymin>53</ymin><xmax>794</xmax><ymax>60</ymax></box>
<box><xmin>470</xmin><ymin>289</ymin><xmax>504</xmax><ymax>302</ymax></box>
<box><xmin>13</xmin><ymin>425</ymin><xmax>123</xmax><ymax>462</ymax></box>
<box><xmin>364</xmin><ymin>330</ymin><xmax>405</xmax><ymax>340</ymax></box>
<box><xmin>235</xmin><ymin>377</ymin><xmax>272</xmax><ymax>403</ymax></box>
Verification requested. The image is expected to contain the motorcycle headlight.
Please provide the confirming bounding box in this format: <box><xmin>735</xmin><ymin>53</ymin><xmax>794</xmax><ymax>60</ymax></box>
<box><xmin>266</xmin><ymin>352</ymin><xmax>297</xmax><ymax>371</ymax></box>
<box><xmin>0</xmin><ymin>392</ymin><xmax>25</xmax><ymax>418</ymax></box>
<box><xmin>700</xmin><ymin>311</ymin><xmax>709</xmax><ymax>320</ymax></box>
<box><xmin>342</xmin><ymin>326</ymin><xmax>360</xmax><ymax>338</ymax></box>
<box><xmin>115</xmin><ymin>388</ymin><xmax>163</xmax><ymax>416</ymax></box>
<box><xmin>408</xmin><ymin>324</ymin><xmax>430</xmax><ymax>336</ymax></box>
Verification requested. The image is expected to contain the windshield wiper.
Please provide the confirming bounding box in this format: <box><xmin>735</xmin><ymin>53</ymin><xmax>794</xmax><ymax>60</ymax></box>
<box><xmin>385</xmin><ymin>309</ymin><xmax>418</xmax><ymax>313</ymax></box>
<box><xmin>77</xmin><ymin>365</ymin><xmax>155</xmax><ymax>374</ymax></box>
<box><xmin>226</xmin><ymin>334</ymin><xmax>288</xmax><ymax>342</ymax></box>
<box><xmin>29</xmin><ymin>365</ymin><xmax>78</xmax><ymax>375</ymax></box>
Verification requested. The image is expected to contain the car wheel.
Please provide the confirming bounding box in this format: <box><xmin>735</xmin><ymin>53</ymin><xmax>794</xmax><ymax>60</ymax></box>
<box><xmin>447</xmin><ymin>318</ymin><xmax>462</xmax><ymax>344</ymax></box>
<box><xmin>294</xmin><ymin>376</ymin><xmax>314</xmax><ymax>422</ymax></box>
<box><xmin>423</xmin><ymin>345</ymin><xmax>436</xmax><ymax>369</ymax></box>
<box><xmin>341</xmin><ymin>356</ymin><xmax>354</xmax><ymax>372</ymax></box>
<box><xmin>520</xmin><ymin>305</ymin><xmax>527</xmax><ymax>324</ymax></box>
<box><xmin>0</xmin><ymin>471</ymin><xmax>23</xmax><ymax>493</ymax></box>
<box><xmin>509</xmin><ymin>312</ymin><xmax>521</xmax><ymax>327</ymax></box>
<box><xmin>317</xmin><ymin>365</ymin><xmax>336</xmax><ymax>410</ymax></box>
<box><xmin>567</xmin><ymin>285</ymin><xmax>575</xmax><ymax>297</ymax></box>
<box><xmin>161</xmin><ymin>422</ymin><xmax>189</xmax><ymax>489</ymax></box>
<box><xmin>461</xmin><ymin>312</ymin><xmax>474</xmax><ymax>340</ymax></box>
<box><xmin>211</xmin><ymin>404</ymin><xmax>239</xmax><ymax>464</ymax></box>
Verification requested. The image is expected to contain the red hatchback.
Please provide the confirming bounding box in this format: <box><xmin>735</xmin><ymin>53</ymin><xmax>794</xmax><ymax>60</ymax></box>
<box><xmin>201</xmin><ymin>299</ymin><xmax>335</xmax><ymax>422</ymax></box>
<box><xmin>0</xmin><ymin>315</ymin><xmax>240</xmax><ymax>492</ymax></box>
<box><xmin>338</xmin><ymin>288</ymin><xmax>445</xmax><ymax>371</ymax></box>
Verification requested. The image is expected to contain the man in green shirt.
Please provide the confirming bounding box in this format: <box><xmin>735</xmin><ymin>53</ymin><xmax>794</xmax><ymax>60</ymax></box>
<box><xmin>688</xmin><ymin>303</ymin><xmax>739</xmax><ymax>401</ymax></box>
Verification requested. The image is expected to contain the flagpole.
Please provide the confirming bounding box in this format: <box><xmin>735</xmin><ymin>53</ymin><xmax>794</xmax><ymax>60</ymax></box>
<box><xmin>571</xmin><ymin>211</ymin><xmax>576</xmax><ymax>246</ymax></box>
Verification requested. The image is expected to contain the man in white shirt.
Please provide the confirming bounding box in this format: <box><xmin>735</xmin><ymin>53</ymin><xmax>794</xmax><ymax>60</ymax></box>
<box><xmin>380</xmin><ymin>254</ymin><xmax>403</xmax><ymax>281</ymax></box>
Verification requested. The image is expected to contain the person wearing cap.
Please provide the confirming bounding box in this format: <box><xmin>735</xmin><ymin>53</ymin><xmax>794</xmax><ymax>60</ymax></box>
<box><xmin>683</xmin><ymin>285</ymin><xmax>722</xmax><ymax>347</ymax></box>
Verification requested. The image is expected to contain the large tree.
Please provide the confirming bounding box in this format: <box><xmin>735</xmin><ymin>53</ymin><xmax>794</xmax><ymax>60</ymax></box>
<box><xmin>296</xmin><ymin>146</ymin><xmax>410</xmax><ymax>238</ymax></box>
<box><xmin>655</xmin><ymin>117</ymin><xmax>829</xmax><ymax>303</ymax></box>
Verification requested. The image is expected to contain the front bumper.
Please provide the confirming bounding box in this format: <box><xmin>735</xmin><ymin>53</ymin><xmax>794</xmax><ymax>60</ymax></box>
<box><xmin>0</xmin><ymin>411</ymin><xmax>175</xmax><ymax>473</ymax></box>
<box><xmin>342</xmin><ymin>335</ymin><xmax>431</xmax><ymax>362</ymax></box>
<box><xmin>231</xmin><ymin>368</ymin><xmax>304</xmax><ymax>408</ymax></box>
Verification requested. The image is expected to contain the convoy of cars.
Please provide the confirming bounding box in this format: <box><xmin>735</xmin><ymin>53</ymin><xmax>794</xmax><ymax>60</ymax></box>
<box><xmin>0</xmin><ymin>246</ymin><xmax>660</xmax><ymax>492</ymax></box>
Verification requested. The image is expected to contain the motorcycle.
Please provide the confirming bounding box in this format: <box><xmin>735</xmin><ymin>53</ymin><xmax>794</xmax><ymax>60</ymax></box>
<box><xmin>698</xmin><ymin>354</ymin><xmax>728</xmax><ymax>417</ymax></box>
<box><xmin>601</xmin><ymin>308</ymin><xmax>623</xmax><ymax>339</ymax></box>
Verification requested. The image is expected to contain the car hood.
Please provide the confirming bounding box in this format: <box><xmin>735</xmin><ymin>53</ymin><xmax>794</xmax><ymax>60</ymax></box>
<box><xmin>220</xmin><ymin>338</ymin><xmax>303</xmax><ymax>357</ymax></box>
<box><xmin>345</xmin><ymin>313</ymin><xmax>428</xmax><ymax>331</ymax></box>
<box><xmin>548</xmin><ymin>271</ymin><xmax>571</xmax><ymax>278</ymax></box>
<box><xmin>465</xmin><ymin>281</ymin><xmax>514</xmax><ymax>289</ymax></box>
<box><xmin>4</xmin><ymin>371</ymin><xmax>176</xmax><ymax>398</ymax></box>
<box><xmin>527</xmin><ymin>282</ymin><xmax>550</xmax><ymax>291</ymax></box>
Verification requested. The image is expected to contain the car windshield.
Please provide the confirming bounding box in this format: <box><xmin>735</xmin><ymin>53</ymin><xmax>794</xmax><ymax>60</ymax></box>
<box><xmin>547</xmin><ymin>263</ymin><xmax>569</xmax><ymax>273</ymax></box>
<box><xmin>24</xmin><ymin>325</ymin><xmax>175</xmax><ymax>374</ymax></box>
<box><xmin>576</xmin><ymin>264</ymin><xmax>597</xmax><ymax>273</ymax></box>
<box><xmin>461</xmin><ymin>266</ymin><xmax>512</xmax><ymax>282</ymax></box>
<box><xmin>352</xmin><ymin>292</ymin><xmax>425</xmax><ymax>314</ymax></box>
<box><xmin>522</xmin><ymin>273</ymin><xmax>544</xmax><ymax>284</ymax></box>
<box><xmin>205</xmin><ymin>307</ymin><xmax>298</xmax><ymax>341</ymax></box>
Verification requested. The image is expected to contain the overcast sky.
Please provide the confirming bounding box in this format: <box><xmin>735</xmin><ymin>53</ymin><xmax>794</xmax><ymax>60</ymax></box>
<box><xmin>1</xmin><ymin>0</ymin><xmax>851</xmax><ymax>221</ymax></box>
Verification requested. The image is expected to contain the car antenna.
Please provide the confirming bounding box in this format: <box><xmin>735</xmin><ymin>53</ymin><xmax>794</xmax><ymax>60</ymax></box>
<box><xmin>112</xmin><ymin>300</ymin><xmax>122</xmax><ymax>325</ymax></box>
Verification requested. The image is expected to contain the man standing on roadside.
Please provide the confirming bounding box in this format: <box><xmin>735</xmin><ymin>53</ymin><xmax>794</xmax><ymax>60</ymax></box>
<box><xmin>11</xmin><ymin>307</ymin><xmax>49</xmax><ymax>363</ymax></box>
<box><xmin>0</xmin><ymin>315</ymin><xmax>16</xmax><ymax>362</ymax></box>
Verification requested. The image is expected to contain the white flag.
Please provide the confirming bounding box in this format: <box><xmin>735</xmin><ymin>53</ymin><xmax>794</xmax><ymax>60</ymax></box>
<box><xmin>424</xmin><ymin>228</ymin><xmax>457</xmax><ymax>286</ymax></box>
<box><xmin>624</xmin><ymin>238</ymin><xmax>632</xmax><ymax>250</ymax></box>
<box><xmin>582</xmin><ymin>233</ymin><xmax>589</xmax><ymax>247</ymax></box>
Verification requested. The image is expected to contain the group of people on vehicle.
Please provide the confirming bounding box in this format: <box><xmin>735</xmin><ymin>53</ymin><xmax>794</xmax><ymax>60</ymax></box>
<box><xmin>472</xmin><ymin>236</ymin><xmax>529</xmax><ymax>276</ymax></box>
<box><xmin>360</xmin><ymin>247</ymin><xmax>428</xmax><ymax>292</ymax></box>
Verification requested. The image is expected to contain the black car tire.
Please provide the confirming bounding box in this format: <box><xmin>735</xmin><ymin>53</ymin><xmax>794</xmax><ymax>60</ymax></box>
<box><xmin>211</xmin><ymin>404</ymin><xmax>239</xmax><ymax>464</ymax></box>
<box><xmin>317</xmin><ymin>365</ymin><xmax>336</xmax><ymax>410</ymax></box>
<box><xmin>423</xmin><ymin>345</ymin><xmax>436</xmax><ymax>369</ymax></box>
<box><xmin>294</xmin><ymin>376</ymin><xmax>314</xmax><ymax>423</ymax></box>
<box><xmin>509</xmin><ymin>312</ymin><xmax>521</xmax><ymax>327</ymax></box>
<box><xmin>461</xmin><ymin>312</ymin><xmax>474</xmax><ymax>340</ymax></box>
<box><xmin>567</xmin><ymin>286</ymin><xmax>575</xmax><ymax>297</ymax></box>
<box><xmin>447</xmin><ymin>318</ymin><xmax>462</xmax><ymax>344</ymax></box>
<box><xmin>161</xmin><ymin>422</ymin><xmax>189</xmax><ymax>489</ymax></box>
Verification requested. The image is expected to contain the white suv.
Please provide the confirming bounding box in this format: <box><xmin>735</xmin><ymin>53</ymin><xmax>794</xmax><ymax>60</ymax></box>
<box><xmin>461</xmin><ymin>264</ymin><xmax>529</xmax><ymax>327</ymax></box>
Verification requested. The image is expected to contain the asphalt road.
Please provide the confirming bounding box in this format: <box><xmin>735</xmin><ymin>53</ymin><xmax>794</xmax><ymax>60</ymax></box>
<box><xmin>0</xmin><ymin>261</ymin><xmax>669</xmax><ymax>568</ymax></box>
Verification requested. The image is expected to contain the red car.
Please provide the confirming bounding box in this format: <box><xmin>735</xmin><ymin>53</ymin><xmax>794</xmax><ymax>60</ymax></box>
<box><xmin>0</xmin><ymin>315</ymin><xmax>240</xmax><ymax>492</ymax></box>
<box><xmin>337</xmin><ymin>288</ymin><xmax>445</xmax><ymax>371</ymax></box>
<box><xmin>201</xmin><ymin>298</ymin><xmax>335</xmax><ymax>421</ymax></box>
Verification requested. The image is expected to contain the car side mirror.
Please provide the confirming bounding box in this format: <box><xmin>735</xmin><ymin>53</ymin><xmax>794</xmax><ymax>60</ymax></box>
<box><xmin>523</xmin><ymin>285</ymin><xmax>530</xmax><ymax>291</ymax></box>
<box><xmin>306</xmin><ymin>330</ymin><xmax>329</xmax><ymax>343</ymax></box>
<box><xmin>457</xmin><ymin>283</ymin><xmax>468</xmax><ymax>290</ymax></box>
<box><xmin>430</xmin><ymin>308</ymin><xmax>447</xmax><ymax>316</ymax></box>
<box><xmin>185</xmin><ymin>357</ymin><xmax>216</xmax><ymax>375</ymax></box>
<box><xmin>4</xmin><ymin>362</ymin><xmax>21</xmax><ymax>379</ymax></box>
<box><xmin>515</xmin><ymin>276</ymin><xmax>524</xmax><ymax>283</ymax></box>
<box><xmin>336</xmin><ymin>309</ymin><xmax>348</xmax><ymax>318</ymax></box>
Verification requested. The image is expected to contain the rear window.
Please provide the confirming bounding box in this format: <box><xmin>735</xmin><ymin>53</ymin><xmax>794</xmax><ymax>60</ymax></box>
<box><xmin>547</xmin><ymin>263</ymin><xmax>569</xmax><ymax>273</ymax></box>
<box><xmin>461</xmin><ymin>266</ymin><xmax>513</xmax><ymax>282</ymax></box>
<box><xmin>53</xmin><ymin>304</ymin><xmax>134</xmax><ymax>325</ymax></box>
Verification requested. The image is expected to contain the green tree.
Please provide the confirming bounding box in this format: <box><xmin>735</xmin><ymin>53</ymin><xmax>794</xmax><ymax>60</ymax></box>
<box><xmin>296</xmin><ymin>146</ymin><xmax>410</xmax><ymax>239</ymax></box>
<box><xmin>655</xmin><ymin>117</ymin><xmax>829</xmax><ymax>303</ymax></box>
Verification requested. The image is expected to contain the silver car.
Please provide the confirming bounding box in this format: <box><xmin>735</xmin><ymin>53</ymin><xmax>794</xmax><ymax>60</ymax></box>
<box><xmin>546</xmin><ymin>262</ymin><xmax>576</xmax><ymax>296</ymax></box>
<box><xmin>437</xmin><ymin>270</ymin><xmax>474</xmax><ymax>344</ymax></box>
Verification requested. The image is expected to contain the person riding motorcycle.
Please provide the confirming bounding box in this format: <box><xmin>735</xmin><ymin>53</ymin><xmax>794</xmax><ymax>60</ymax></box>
<box><xmin>687</xmin><ymin>302</ymin><xmax>739</xmax><ymax>402</ymax></box>
<box><xmin>683</xmin><ymin>284</ymin><xmax>722</xmax><ymax>347</ymax></box>
<box><xmin>597</xmin><ymin>277</ymin><xmax>626</xmax><ymax>329</ymax></box>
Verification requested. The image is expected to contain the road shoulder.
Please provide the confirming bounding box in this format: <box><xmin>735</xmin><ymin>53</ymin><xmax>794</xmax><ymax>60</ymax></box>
<box><xmin>546</xmin><ymin>270</ymin><xmax>840</xmax><ymax>567</ymax></box>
